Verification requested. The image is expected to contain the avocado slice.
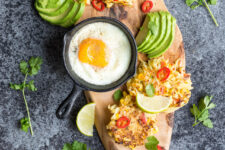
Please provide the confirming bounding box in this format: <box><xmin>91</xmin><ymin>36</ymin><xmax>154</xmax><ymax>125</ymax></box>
<box><xmin>137</xmin><ymin>13</ymin><xmax>159</xmax><ymax>52</ymax></box>
<box><xmin>35</xmin><ymin>0</ymin><xmax>67</xmax><ymax>14</ymax></box>
<box><xmin>59</xmin><ymin>2</ymin><xmax>80</xmax><ymax>25</ymax></box>
<box><xmin>136</xmin><ymin>13</ymin><xmax>152</xmax><ymax>49</ymax></box>
<box><xmin>147</xmin><ymin>12</ymin><xmax>172</xmax><ymax>54</ymax></box>
<box><xmin>137</xmin><ymin>14</ymin><xmax>157</xmax><ymax>52</ymax></box>
<box><xmin>140</xmin><ymin>12</ymin><xmax>161</xmax><ymax>53</ymax></box>
<box><xmin>145</xmin><ymin>11</ymin><xmax>169</xmax><ymax>53</ymax></box>
<box><xmin>39</xmin><ymin>1</ymin><xmax>74</xmax><ymax>25</ymax></box>
<box><xmin>60</xmin><ymin>2</ymin><xmax>85</xmax><ymax>28</ymax></box>
<box><xmin>35</xmin><ymin>0</ymin><xmax>71</xmax><ymax>16</ymax></box>
<box><xmin>148</xmin><ymin>17</ymin><xmax>176</xmax><ymax>58</ymax></box>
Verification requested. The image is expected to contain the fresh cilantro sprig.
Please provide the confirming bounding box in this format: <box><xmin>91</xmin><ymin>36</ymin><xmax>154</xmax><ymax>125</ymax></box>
<box><xmin>10</xmin><ymin>56</ymin><xmax>43</xmax><ymax>135</ymax></box>
<box><xmin>148</xmin><ymin>21</ymin><xmax>158</xmax><ymax>35</ymax></box>
<box><xmin>190</xmin><ymin>95</ymin><xmax>216</xmax><ymax>128</ymax></box>
<box><xmin>145</xmin><ymin>136</ymin><xmax>159</xmax><ymax>150</ymax></box>
<box><xmin>62</xmin><ymin>140</ymin><xmax>89</xmax><ymax>150</ymax></box>
<box><xmin>186</xmin><ymin>0</ymin><xmax>219</xmax><ymax>26</ymax></box>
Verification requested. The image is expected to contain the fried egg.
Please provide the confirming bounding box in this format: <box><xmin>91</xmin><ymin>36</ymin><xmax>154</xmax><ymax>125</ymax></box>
<box><xmin>68</xmin><ymin>22</ymin><xmax>131</xmax><ymax>85</ymax></box>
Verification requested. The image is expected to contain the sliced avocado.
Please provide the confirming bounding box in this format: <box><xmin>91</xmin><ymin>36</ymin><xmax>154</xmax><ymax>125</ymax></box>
<box><xmin>148</xmin><ymin>17</ymin><xmax>176</xmax><ymax>58</ymax></box>
<box><xmin>39</xmin><ymin>1</ymin><xmax>74</xmax><ymax>25</ymax></box>
<box><xmin>136</xmin><ymin>13</ymin><xmax>152</xmax><ymax>49</ymax></box>
<box><xmin>35</xmin><ymin>0</ymin><xmax>66</xmax><ymax>13</ymax></box>
<box><xmin>141</xmin><ymin>12</ymin><xmax>161</xmax><ymax>53</ymax></box>
<box><xmin>35</xmin><ymin>0</ymin><xmax>71</xmax><ymax>16</ymax></box>
<box><xmin>59</xmin><ymin>2</ymin><xmax>79</xmax><ymax>25</ymax></box>
<box><xmin>146</xmin><ymin>11</ymin><xmax>168</xmax><ymax>52</ymax></box>
<box><xmin>60</xmin><ymin>2</ymin><xmax>85</xmax><ymax>27</ymax></box>
<box><xmin>137</xmin><ymin>14</ymin><xmax>155</xmax><ymax>51</ymax></box>
<box><xmin>147</xmin><ymin>12</ymin><xmax>172</xmax><ymax>54</ymax></box>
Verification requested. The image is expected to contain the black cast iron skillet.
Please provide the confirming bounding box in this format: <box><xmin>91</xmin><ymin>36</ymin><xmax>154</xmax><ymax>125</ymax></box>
<box><xmin>56</xmin><ymin>17</ymin><xmax>137</xmax><ymax>119</ymax></box>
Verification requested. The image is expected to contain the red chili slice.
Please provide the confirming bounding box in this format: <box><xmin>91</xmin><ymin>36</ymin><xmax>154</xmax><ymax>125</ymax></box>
<box><xmin>157</xmin><ymin>67</ymin><xmax>170</xmax><ymax>81</ymax></box>
<box><xmin>116</xmin><ymin>116</ymin><xmax>130</xmax><ymax>128</ymax></box>
<box><xmin>141</xmin><ymin>1</ymin><xmax>153</xmax><ymax>13</ymax></box>
<box><xmin>157</xmin><ymin>145</ymin><xmax>163</xmax><ymax>150</ymax></box>
<box><xmin>92</xmin><ymin>0</ymin><xmax>105</xmax><ymax>11</ymax></box>
<box><xmin>140</xmin><ymin>113</ymin><xmax>147</xmax><ymax>124</ymax></box>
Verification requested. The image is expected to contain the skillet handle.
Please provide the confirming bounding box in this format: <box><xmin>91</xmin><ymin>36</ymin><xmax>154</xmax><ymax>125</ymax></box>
<box><xmin>56</xmin><ymin>85</ymin><xmax>82</xmax><ymax>119</ymax></box>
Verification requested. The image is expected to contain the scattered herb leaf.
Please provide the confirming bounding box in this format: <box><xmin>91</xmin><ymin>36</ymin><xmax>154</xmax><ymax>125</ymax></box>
<box><xmin>148</xmin><ymin>21</ymin><xmax>158</xmax><ymax>35</ymax></box>
<box><xmin>113</xmin><ymin>89</ymin><xmax>123</xmax><ymax>102</ymax></box>
<box><xmin>145</xmin><ymin>84</ymin><xmax>155</xmax><ymax>97</ymax></box>
<box><xmin>10</xmin><ymin>56</ymin><xmax>43</xmax><ymax>135</ymax></box>
<box><xmin>145</xmin><ymin>136</ymin><xmax>159</xmax><ymax>150</ymax></box>
<box><xmin>62</xmin><ymin>140</ymin><xmax>89</xmax><ymax>150</ymax></box>
<box><xmin>185</xmin><ymin>0</ymin><xmax>219</xmax><ymax>26</ymax></box>
<box><xmin>190</xmin><ymin>95</ymin><xmax>215</xmax><ymax>128</ymax></box>
<box><xmin>20</xmin><ymin>117</ymin><xmax>30</xmax><ymax>133</ymax></box>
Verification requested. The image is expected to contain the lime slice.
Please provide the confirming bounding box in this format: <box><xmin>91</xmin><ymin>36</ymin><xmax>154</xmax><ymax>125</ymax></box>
<box><xmin>136</xmin><ymin>93</ymin><xmax>171</xmax><ymax>113</ymax></box>
<box><xmin>76</xmin><ymin>103</ymin><xmax>96</xmax><ymax>136</ymax></box>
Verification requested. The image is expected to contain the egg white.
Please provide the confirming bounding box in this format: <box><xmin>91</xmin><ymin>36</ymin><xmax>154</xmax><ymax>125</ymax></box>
<box><xmin>68</xmin><ymin>22</ymin><xmax>131</xmax><ymax>85</ymax></box>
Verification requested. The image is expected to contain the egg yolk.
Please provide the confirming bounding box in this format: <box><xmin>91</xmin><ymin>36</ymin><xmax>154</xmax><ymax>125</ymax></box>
<box><xmin>78</xmin><ymin>38</ymin><xmax>108</xmax><ymax>68</ymax></box>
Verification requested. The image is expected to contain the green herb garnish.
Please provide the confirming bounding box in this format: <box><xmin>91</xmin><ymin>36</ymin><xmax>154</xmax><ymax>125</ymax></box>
<box><xmin>10</xmin><ymin>56</ymin><xmax>43</xmax><ymax>135</ymax></box>
<box><xmin>113</xmin><ymin>89</ymin><xmax>123</xmax><ymax>102</ymax></box>
<box><xmin>185</xmin><ymin>0</ymin><xmax>219</xmax><ymax>26</ymax></box>
<box><xmin>148</xmin><ymin>21</ymin><xmax>158</xmax><ymax>35</ymax></box>
<box><xmin>145</xmin><ymin>136</ymin><xmax>159</xmax><ymax>150</ymax></box>
<box><xmin>190</xmin><ymin>95</ymin><xmax>216</xmax><ymax>128</ymax></box>
<box><xmin>62</xmin><ymin>140</ymin><xmax>89</xmax><ymax>150</ymax></box>
<box><xmin>145</xmin><ymin>84</ymin><xmax>155</xmax><ymax>97</ymax></box>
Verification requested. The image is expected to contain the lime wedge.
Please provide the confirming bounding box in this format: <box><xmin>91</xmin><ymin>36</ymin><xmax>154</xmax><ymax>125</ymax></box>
<box><xmin>136</xmin><ymin>93</ymin><xmax>171</xmax><ymax>113</ymax></box>
<box><xmin>76</xmin><ymin>103</ymin><xmax>96</xmax><ymax>136</ymax></box>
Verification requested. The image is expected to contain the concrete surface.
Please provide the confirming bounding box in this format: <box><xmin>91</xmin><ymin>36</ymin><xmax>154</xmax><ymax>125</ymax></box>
<box><xmin>0</xmin><ymin>0</ymin><xmax>224</xmax><ymax>149</ymax></box>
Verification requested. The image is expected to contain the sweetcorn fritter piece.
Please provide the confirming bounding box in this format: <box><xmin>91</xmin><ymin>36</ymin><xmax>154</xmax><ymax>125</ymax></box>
<box><xmin>106</xmin><ymin>93</ymin><xmax>158</xmax><ymax>149</ymax></box>
<box><xmin>126</xmin><ymin>56</ymin><xmax>193</xmax><ymax>112</ymax></box>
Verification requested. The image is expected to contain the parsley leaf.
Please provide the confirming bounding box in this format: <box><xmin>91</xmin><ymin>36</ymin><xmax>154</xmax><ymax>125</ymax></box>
<box><xmin>20</xmin><ymin>61</ymin><xmax>28</xmax><ymax>75</ymax></box>
<box><xmin>20</xmin><ymin>118</ymin><xmax>30</xmax><ymax>133</ymax></box>
<box><xmin>190</xmin><ymin>95</ymin><xmax>216</xmax><ymax>128</ymax></box>
<box><xmin>28</xmin><ymin>57</ymin><xmax>43</xmax><ymax>76</ymax></box>
<box><xmin>10</xmin><ymin>56</ymin><xmax>43</xmax><ymax>136</ymax></box>
<box><xmin>26</xmin><ymin>80</ymin><xmax>37</xmax><ymax>91</ymax></box>
<box><xmin>145</xmin><ymin>136</ymin><xmax>159</xmax><ymax>150</ymax></box>
<box><xmin>10</xmin><ymin>83</ymin><xmax>24</xmax><ymax>90</ymax></box>
<box><xmin>62</xmin><ymin>140</ymin><xmax>89</xmax><ymax>150</ymax></box>
<box><xmin>208</xmin><ymin>0</ymin><xmax>217</xmax><ymax>5</ymax></box>
<box><xmin>185</xmin><ymin>0</ymin><xmax>219</xmax><ymax>26</ymax></box>
<box><xmin>145</xmin><ymin>84</ymin><xmax>155</xmax><ymax>97</ymax></box>
<box><xmin>113</xmin><ymin>89</ymin><xmax>123</xmax><ymax>102</ymax></box>
<box><xmin>148</xmin><ymin>21</ymin><xmax>158</xmax><ymax>35</ymax></box>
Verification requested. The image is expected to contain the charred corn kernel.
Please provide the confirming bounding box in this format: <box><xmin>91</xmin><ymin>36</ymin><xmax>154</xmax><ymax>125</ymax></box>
<box><xmin>120</xmin><ymin>99</ymin><xmax>124</xmax><ymax>104</ymax></box>
<box><xmin>138</xmin><ymin>74</ymin><xmax>144</xmax><ymax>80</ymax></box>
<box><xmin>116</xmin><ymin>113</ymin><xmax>119</xmax><ymax>119</ymax></box>
<box><xmin>123</xmin><ymin>91</ymin><xmax>127</xmax><ymax>96</ymax></box>
<box><xmin>152</xmin><ymin>128</ymin><xmax>159</xmax><ymax>134</ymax></box>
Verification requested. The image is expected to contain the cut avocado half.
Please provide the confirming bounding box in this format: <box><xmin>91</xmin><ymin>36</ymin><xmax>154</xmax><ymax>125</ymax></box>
<box><xmin>39</xmin><ymin>1</ymin><xmax>74</xmax><ymax>25</ymax></box>
<box><xmin>60</xmin><ymin>2</ymin><xmax>85</xmax><ymax>27</ymax></box>
<box><xmin>35</xmin><ymin>0</ymin><xmax>71</xmax><ymax>16</ymax></box>
<box><xmin>148</xmin><ymin>17</ymin><xmax>176</xmax><ymax>58</ymax></box>
<box><xmin>141</xmin><ymin>12</ymin><xmax>161</xmax><ymax>53</ymax></box>
<box><xmin>147</xmin><ymin>13</ymin><xmax>172</xmax><ymax>54</ymax></box>
<box><xmin>35</xmin><ymin>0</ymin><xmax>67</xmax><ymax>14</ymax></box>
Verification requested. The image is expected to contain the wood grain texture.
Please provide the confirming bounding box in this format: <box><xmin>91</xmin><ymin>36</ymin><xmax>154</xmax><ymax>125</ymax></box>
<box><xmin>79</xmin><ymin>0</ymin><xmax>185</xmax><ymax>149</ymax></box>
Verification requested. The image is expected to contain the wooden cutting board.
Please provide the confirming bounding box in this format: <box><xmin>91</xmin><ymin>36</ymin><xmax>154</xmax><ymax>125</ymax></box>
<box><xmin>79</xmin><ymin>0</ymin><xmax>185</xmax><ymax>149</ymax></box>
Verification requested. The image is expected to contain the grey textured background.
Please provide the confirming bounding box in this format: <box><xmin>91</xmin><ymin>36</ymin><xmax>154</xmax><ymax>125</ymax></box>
<box><xmin>0</xmin><ymin>0</ymin><xmax>225</xmax><ymax>150</ymax></box>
